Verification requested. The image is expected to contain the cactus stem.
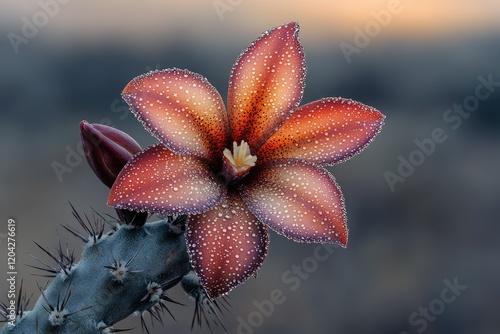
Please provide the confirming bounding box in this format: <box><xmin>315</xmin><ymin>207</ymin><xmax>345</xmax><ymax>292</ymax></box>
<box><xmin>1</xmin><ymin>209</ymin><xmax>191</xmax><ymax>334</ymax></box>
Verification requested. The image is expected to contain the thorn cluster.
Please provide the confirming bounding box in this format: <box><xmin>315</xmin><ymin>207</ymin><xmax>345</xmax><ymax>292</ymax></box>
<box><xmin>26</xmin><ymin>238</ymin><xmax>75</xmax><ymax>277</ymax></box>
<box><xmin>105</xmin><ymin>246</ymin><xmax>144</xmax><ymax>283</ymax></box>
<box><xmin>181</xmin><ymin>272</ymin><xmax>230</xmax><ymax>332</ymax></box>
<box><xmin>38</xmin><ymin>279</ymin><xmax>91</xmax><ymax>326</ymax></box>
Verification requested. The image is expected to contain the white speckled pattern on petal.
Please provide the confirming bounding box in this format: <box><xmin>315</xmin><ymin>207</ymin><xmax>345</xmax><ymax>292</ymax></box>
<box><xmin>257</xmin><ymin>97</ymin><xmax>385</xmax><ymax>166</ymax></box>
<box><xmin>122</xmin><ymin>68</ymin><xmax>230</xmax><ymax>165</ymax></box>
<box><xmin>241</xmin><ymin>159</ymin><xmax>348</xmax><ymax>246</ymax></box>
<box><xmin>186</xmin><ymin>191</ymin><xmax>269</xmax><ymax>298</ymax></box>
<box><xmin>108</xmin><ymin>144</ymin><xmax>224</xmax><ymax>215</ymax></box>
<box><xmin>227</xmin><ymin>22</ymin><xmax>306</xmax><ymax>152</ymax></box>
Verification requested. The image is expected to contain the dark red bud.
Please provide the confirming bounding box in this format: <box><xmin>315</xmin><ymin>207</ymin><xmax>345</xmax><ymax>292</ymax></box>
<box><xmin>80</xmin><ymin>121</ymin><xmax>142</xmax><ymax>188</ymax></box>
<box><xmin>81</xmin><ymin>121</ymin><xmax>147</xmax><ymax>226</ymax></box>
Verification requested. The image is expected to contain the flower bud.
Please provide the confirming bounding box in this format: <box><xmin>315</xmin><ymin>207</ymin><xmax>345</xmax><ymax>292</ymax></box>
<box><xmin>80</xmin><ymin>121</ymin><xmax>148</xmax><ymax>226</ymax></box>
<box><xmin>80</xmin><ymin>121</ymin><xmax>141</xmax><ymax>188</ymax></box>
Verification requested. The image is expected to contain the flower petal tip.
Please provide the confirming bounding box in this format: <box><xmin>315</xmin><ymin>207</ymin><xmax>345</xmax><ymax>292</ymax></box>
<box><xmin>121</xmin><ymin>79</ymin><xmax>135</xmax><ymax>97</ymax></box>
<box><xmin>281</xmin><ymin>21</ymin><xmax>300</xmax><ymax>35</ymax></box>
<box><xmin>340</xmin><ymin>235</ymin><xmax>348</xmax><ymax>248</ymax></box>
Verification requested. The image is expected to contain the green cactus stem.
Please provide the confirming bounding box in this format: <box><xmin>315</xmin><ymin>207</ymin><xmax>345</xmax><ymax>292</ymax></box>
<box><xmin>1</xmin><ymin>213</ymin><xmax>191</xmax><ymax>334</ymax></box>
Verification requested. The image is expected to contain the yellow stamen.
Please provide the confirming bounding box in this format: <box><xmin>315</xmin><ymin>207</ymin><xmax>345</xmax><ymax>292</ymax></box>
<box><xmin>223</xmin><ymin>140</ymin><xmax>257</xmax><ymax>177</ymax></box>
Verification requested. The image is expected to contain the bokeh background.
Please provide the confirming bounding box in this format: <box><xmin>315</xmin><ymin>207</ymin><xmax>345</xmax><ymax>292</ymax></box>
<box><xmin>1</xmin><ymin>1</ymin><xmax>499</xmax><ymax>333</ymax></box>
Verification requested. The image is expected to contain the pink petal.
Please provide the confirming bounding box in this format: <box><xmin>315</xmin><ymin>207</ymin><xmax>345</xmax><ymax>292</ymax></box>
<box><xmin>241</xmin><ymin>159</ymin><xmax>348</xmax><ymax>246</ymax></box>
<box><xmin>258</xmin><ymin>97</ymin><xmax>385</xmax><ymax>165</ymax></box>
<box><xmin>108</xmin><ymin>144</ymin><xmax>224</xmax><ymax>215</ymax></box>
<box><xmin>186</xmin><ymin>192</ymin><xmax>269</xmax><ymax>298</ymax></box>
<box><xmin>227</xmin><ymin>22</ymin><xmax>306</xmax><ymax>152</ymax></box>
<box><xmin>122</xmin><ymin>69</ymin><xmax>230</xmax><ymax>165</ymax></box>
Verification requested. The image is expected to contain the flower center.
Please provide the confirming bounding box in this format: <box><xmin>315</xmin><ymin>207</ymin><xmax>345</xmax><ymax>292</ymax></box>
<box><xmin>222</xmin><ymin>140</ymin><xmax>257</xmax><ymax>182</ymax></box>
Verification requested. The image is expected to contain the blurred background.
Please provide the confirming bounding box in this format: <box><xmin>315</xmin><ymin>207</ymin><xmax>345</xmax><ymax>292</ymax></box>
<box><xmin>1</xmin><ymin>0</ymin><xmax>499</xmax><ymax>333</ymax></box>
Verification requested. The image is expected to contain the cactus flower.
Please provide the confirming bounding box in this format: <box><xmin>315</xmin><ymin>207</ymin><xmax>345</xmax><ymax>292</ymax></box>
<box><xmin>108</xmin><ymin>22</ymin><xmax>384</xmax><ymax>298</ymax></box>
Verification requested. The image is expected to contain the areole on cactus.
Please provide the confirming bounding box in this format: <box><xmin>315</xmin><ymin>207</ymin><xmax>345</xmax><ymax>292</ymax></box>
<box><xmin>1</xmin><ymin>22</ymin><xmax>383</xmax><ymax>333</ymax></box>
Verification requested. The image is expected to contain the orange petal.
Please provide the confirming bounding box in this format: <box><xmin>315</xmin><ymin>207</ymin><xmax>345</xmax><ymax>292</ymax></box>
<box><xmin>258</xmin><ymin>97</ymin><xmax>385</xmax><ymax>165</ymax></box>
<box><xmin>108</xmin><ymin>144</ymin><xmax>224</xmax><ymax>216</ymax></box>
<box><xmin>227</xmin><ymin>22</ymin><xmax>306</xmax><ymax>152</ymax></box>
<box><xmin>186</xmin><ymin>192</ymin><xmax>269</xmax><ymax>298</ymax></box>
<box><xmin>241</xmin><ymin>159</ymin><xmax>348</xmax><ymax>246</ymax></box>
<box><xmin>122</xmin><ymin>69</ymin><xmax>230</xmax><ymax>165</ymax></box>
